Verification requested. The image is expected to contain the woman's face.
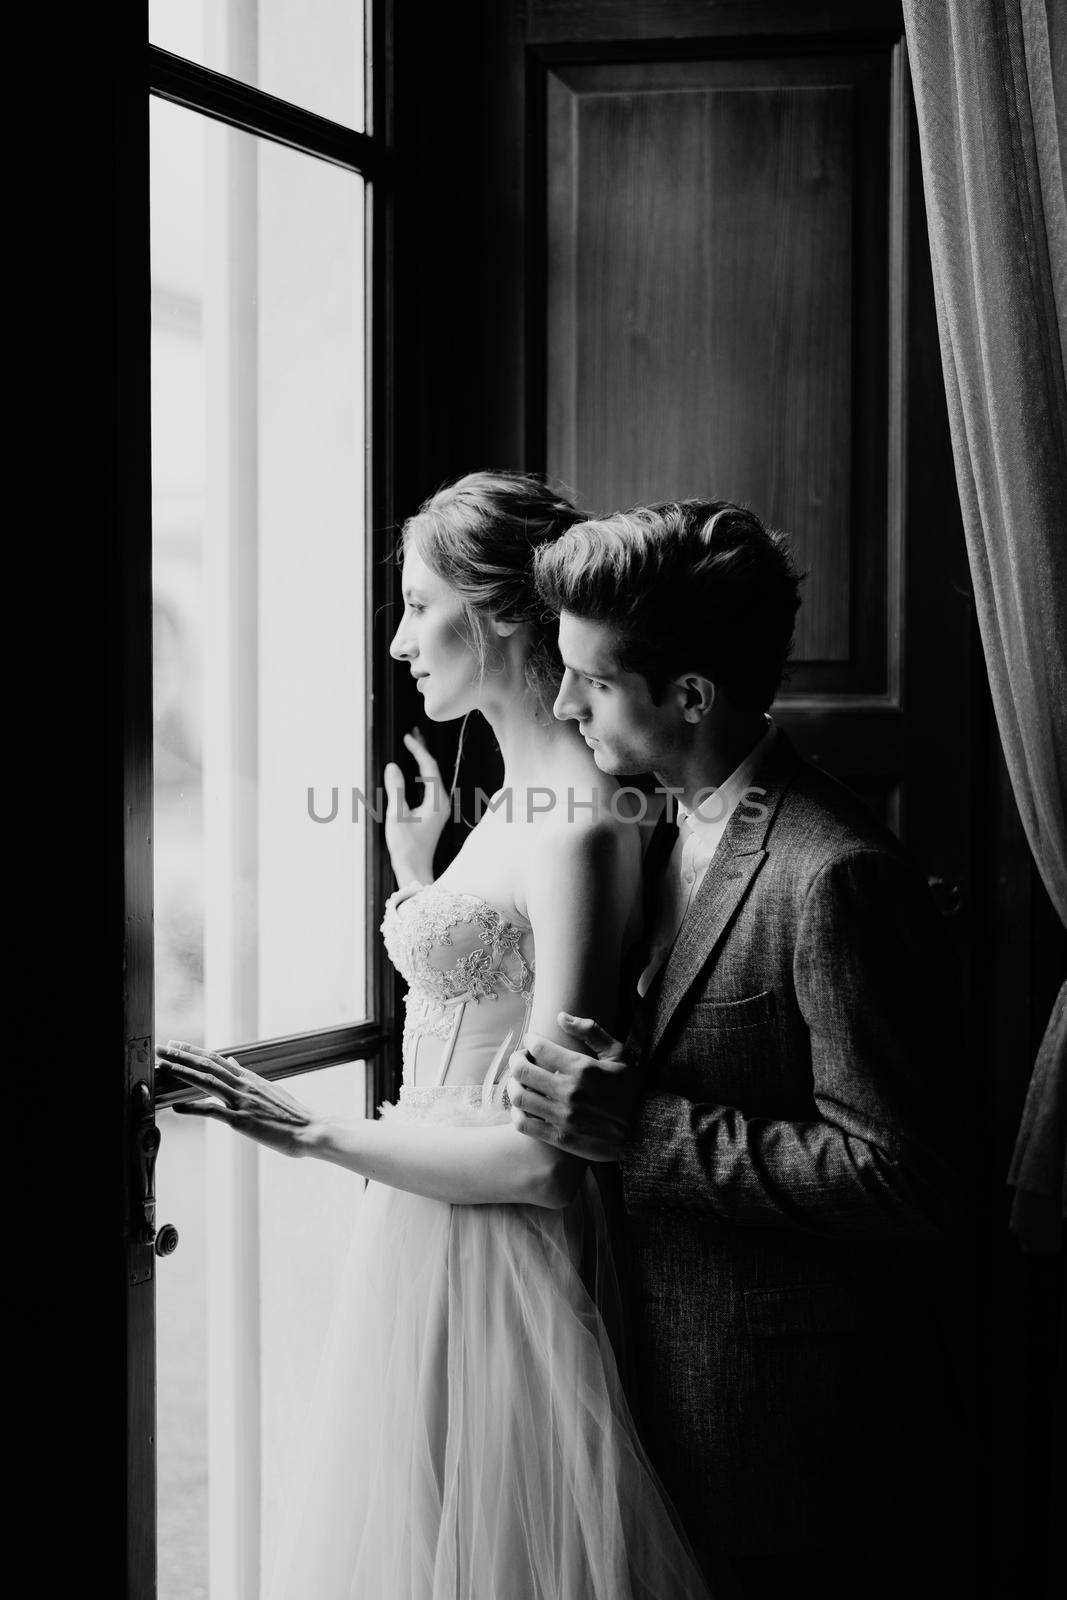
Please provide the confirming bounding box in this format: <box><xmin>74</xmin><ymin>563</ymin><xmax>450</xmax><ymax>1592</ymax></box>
<box><xmin>389</xmin><ymin>543</ymin><xmax>482</xmax><ymax>720</ymax></box>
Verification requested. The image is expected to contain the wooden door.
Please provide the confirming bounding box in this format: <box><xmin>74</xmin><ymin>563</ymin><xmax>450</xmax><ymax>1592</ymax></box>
<box><xmin>534</xmin><ymin>19</ymin><xmax>973</xmax><ymax>906</ymax></box>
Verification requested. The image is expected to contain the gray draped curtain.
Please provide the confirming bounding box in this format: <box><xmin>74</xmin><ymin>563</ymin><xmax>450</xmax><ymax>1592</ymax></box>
<box><xmin>902</xmin><ymin>0</ymin><xmax>1066</xmax><ymax>1250</ymax></box>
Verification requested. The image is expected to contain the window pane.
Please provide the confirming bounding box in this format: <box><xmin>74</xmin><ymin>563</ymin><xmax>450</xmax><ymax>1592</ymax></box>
<box><xmin>151</xmin><ymin>96</ymin><xmax>368</xmax><ymax>1051</ymax></box>
<box><xmin>156</xmin><ymin>1062</ymin><xmax>370</xmax><ymax>1600</ymax></box>
<box><xmin>149</xmin><ymin>0</ymin><xmax>365</xmax><ymax>131</ymax></box>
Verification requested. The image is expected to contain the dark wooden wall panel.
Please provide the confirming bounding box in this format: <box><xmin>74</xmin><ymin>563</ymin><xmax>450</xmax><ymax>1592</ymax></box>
<box><xmin>528</xmin><ymin>0</ymin><xmax>907</xmax><ymax>45</ymax></box>
<box><xmin>544</xmin><ymin>54</ymin><xmax>893</xmax><ymax>693</ymax></box>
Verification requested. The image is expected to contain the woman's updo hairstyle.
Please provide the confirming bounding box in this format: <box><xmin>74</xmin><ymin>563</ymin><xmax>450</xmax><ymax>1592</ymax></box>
<box><xmin>400</xmin><ymin>470</ymin><xmax>585</xmax><ymax>714</ymax></box>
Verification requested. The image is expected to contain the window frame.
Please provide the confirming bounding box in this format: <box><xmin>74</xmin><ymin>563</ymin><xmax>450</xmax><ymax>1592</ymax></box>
<box><xmin>144</xmin><ymin>13</ymin><xmax>398</xmax><ymax>1117</ymax></box>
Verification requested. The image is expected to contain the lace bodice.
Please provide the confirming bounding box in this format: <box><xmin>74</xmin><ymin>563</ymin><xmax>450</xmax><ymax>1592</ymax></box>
<box><xmin>380</xmin><ymin>882</ymin><xmax>536</xmax><ymax>1114</ymax></box>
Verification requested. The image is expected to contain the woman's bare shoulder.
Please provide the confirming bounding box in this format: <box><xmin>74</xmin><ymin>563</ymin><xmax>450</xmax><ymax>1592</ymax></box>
<box><xmin>525</xmin><ymin>793</ymin><xmax>643</xmax><ymax>898</ymax></box>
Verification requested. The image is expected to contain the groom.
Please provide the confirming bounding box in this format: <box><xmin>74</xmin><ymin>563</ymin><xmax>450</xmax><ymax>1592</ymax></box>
<box><xmin>507</xmin><ymin>501</ymin><xmax>969</xmax><ymax>1599</ymax></box>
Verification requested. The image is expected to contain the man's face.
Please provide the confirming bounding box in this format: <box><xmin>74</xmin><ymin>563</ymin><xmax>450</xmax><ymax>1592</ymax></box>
<box><xmin>554</xmin><ymin>613</ymin><xmax>681</xmax><ymax>776</ymax></box>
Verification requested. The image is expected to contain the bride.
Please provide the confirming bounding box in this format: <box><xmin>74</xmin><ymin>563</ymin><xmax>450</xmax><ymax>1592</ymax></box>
<box><xmin>159</xmin><ymin>471</ymin><xmax>710</xmax><ymax>1600</ymax></box>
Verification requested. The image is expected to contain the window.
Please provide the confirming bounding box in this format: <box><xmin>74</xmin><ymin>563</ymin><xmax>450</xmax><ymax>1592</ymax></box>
<box><xmin>130</xmin><ymin>5</ymin><xmax>395</xmax><ymax>1595</ymax></box>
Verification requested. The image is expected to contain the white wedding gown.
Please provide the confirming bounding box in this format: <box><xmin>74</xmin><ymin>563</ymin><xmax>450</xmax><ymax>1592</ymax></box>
<box><xmin>267</xmin><ymin>882</ymin><xmax>710</xmax><ymax>1599</ymax></box>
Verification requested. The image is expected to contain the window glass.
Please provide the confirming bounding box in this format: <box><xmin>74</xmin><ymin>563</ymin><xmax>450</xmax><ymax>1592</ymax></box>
<box><xmin>149</xmin><ymin>0</ymin><xmax>366</xmax><ymax>131</ymax></box>
<box><xmin>151</xmin><ymin>95</ymin><xmax>368</xmax><ymax>1054</ymax></box>
<box><xmin>156</xmin><ymin>1062</ymin><xmax>370</xmax><ymax>1599</ymax></box>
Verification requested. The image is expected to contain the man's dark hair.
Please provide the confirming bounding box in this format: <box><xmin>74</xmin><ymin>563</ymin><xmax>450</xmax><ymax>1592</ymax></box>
<box><xmin>532</xmin><ymin>500</ymin><xmax>803</xmax><ymax>711</ymax></box>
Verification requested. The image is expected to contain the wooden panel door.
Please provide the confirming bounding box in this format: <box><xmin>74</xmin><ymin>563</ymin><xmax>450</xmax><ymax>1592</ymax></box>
<box><xmin>543</xmin><ymin>54</ymin><xmax>883</xmax><ymax>693</ymax></box>
<box><xmin>522</xmin><ymin>4</ymin><xmax>974</xmax><ymax>918</ymax></box>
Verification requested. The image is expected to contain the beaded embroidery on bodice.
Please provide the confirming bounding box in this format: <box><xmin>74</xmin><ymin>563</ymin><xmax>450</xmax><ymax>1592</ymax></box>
<box><xmin>381</xmin><ymin>883</ymin><xmax>535</xmax><ymax>1106</ymax></box>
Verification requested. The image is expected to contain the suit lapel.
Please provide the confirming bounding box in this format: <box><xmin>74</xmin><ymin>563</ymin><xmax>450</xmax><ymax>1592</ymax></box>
<box><xmin>644</xmin><ymin>729</ymin><xmax>801</xmax><ymax>1063</ymax></box>
<box><xmin>645</xmin><ymin>849</ymin><xmax>767</xmax><ymax>1060</ymax></box>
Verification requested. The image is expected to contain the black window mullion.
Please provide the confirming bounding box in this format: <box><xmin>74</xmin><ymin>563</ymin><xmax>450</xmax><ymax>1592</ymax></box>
<box><xmin>364</xmin><ymin>0</ymin><xmax>400</xmax><ymax>1117</ymax></box>
<box><xmin>148</xmin><ymin>45</ymin><xmax>389</xmax><ymax>178</ymax></box>
<box><xmin>154</xmin><ymin>1021</ymin><xmax>390</xmax><ymax>1105</ymax></box>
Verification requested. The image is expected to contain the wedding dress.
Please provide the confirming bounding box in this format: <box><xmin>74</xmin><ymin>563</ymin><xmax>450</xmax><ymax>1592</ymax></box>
<box><xmin>267</xmin><ymin>882</ymin><xmax>709</xmax><ymax>1599</ymax></box>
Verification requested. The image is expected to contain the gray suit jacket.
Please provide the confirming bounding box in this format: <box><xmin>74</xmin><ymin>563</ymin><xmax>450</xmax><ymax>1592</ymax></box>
<box><xmin>618</xmin><ymin>730</ymin><xmax>967</xmax><ymax>1580</ymax></box>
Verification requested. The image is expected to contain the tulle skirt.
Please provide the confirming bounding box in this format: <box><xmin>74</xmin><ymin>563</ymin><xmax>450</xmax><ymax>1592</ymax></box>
<box><xmin>267</xmin><ymin>1102</ymin><xmax>710</xmax><ymax>1600</ymax></box>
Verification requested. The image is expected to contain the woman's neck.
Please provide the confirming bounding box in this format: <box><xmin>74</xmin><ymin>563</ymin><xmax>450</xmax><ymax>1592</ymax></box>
<box><xmin>480</xmin><ymin>692</ymin><xmax>585</xmax><ymax>792</ymax></box>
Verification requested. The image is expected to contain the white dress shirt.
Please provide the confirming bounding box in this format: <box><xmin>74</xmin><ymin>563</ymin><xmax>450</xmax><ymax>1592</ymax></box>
<box><xmin>637</xmin><ymin>719</ymin><xmax>777</xmax><ymax>997</ymax></box>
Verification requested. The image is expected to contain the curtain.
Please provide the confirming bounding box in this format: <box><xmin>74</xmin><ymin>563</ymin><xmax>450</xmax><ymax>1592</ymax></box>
<box><xmin>902</xmin><ymin>0</ymin><xmax>1066</xmax><ymax>1250</ymax></box>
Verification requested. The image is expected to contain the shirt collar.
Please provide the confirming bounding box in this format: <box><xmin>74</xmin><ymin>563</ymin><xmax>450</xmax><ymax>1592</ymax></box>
<box><xmin>677</xmin><ymin>717</ymin><xmax>777</xmax><ymax>836</ymax></box>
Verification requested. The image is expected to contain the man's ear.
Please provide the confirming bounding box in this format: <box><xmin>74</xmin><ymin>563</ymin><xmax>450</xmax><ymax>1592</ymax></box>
<box><xmin>674</xmin><ymin>672</ymin><xmax>716</xmax><ymax>723</ymax></box>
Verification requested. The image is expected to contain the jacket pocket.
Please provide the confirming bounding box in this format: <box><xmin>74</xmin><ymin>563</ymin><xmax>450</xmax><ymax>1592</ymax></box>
<box><xmin>688</xmin><ymin>989</ymin><xmax>775</xmax><ymax>1029</ymax></box>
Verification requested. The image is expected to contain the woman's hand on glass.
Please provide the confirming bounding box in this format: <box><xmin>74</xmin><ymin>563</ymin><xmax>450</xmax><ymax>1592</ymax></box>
<box><xmin>383</xmin><ymin>728</ymin><xmax>449</xmax><ymax>887</ymax></box>
<box><xmin>157</xmin><ymin>1041</ymin><xmax>313</xmax><ymax>1157</ymax></box>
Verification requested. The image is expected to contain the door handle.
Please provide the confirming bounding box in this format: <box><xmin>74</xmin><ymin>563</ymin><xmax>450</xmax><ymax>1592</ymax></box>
<box><xmin>131</xmin><ymin>1078</ymin><xmax>180</xmax><ymax>1258</ymax></box>
<box><xmin>926</xmin><ymin>874</ymin><xmax>964</xmax><ymax>918</ymax></box>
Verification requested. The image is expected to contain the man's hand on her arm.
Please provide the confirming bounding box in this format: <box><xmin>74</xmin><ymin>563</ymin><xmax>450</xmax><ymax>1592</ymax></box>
<box><xmin>507</xmin><ymin>1013</ymin><xmax>639</xmax><ymax>1161</ymax></box>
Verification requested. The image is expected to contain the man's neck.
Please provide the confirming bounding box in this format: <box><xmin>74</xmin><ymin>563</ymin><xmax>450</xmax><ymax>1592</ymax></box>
<box><xmin>655</xmin><ymin>715</ymin><xmax>770</xmax><ymax>812</ymax></box>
